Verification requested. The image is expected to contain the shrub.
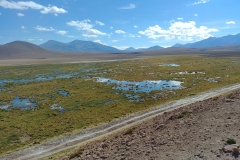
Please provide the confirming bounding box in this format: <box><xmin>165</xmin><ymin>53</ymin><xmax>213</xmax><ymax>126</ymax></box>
<box><xmin>124</xmin><ymin>127</ymin><xmax>135</xmax><ymax>135</ymax></box>
<box><xmin>226</xmin><ymin>138</ymin><xmax>236</xmax><ymax>145</ymax></box>
<box><xmin>69</xmin><ymin>148</ymin><xmax>84</xmax><ymax>159</ymax></box>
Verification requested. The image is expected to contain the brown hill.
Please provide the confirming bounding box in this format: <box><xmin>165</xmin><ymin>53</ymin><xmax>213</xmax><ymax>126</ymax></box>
<box><xmin>0</xmin><ymin>41</ymin><xmax>61</xmax><ymax>59</ymax></box>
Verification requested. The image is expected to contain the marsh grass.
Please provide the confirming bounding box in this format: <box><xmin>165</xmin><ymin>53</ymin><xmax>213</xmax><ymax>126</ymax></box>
<box><xmin>0</xmin><ymin>55</ymin><xmax>240</xmax><ymax>154</ymax></box>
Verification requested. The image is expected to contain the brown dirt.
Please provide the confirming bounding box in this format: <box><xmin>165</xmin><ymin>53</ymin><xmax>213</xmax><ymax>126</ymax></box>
<box><xmin>66</xmin><ymin>90</ymin><xmax>240</xmax><ymax>160</ymax></box>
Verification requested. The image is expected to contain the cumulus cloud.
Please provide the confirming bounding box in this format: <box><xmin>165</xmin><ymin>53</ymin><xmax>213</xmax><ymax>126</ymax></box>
<box><xmin>93</xmin><ymin>39</ymin><xmax>107</xmax><ymax>45</ymax></box>
<box><xmin>56</xmin><ymin>30</ymin><xmax>68</xmax><ymax>35</ymax></box>
<box><xmin>35</xmin><ymin>25</ymin><xmax>55</xmax><ymax>31</ymax></box>
<box><xmin>17</xmin><ymin>12</ymin><xmax>24</xmax><ymax>16</ymax></box>
<box><xmin>192</xmin><ymin>0</ymin><xmax>209</xmax><ymax>5</ymax></box>
<box><xmin>95</xmin><ymin>20</ymin><xmax>105</xmax><ymax>26</ymax></box>
<box><xmin>119</xmin><ymin>4</ymin><xmax>136</xmax><ymax>9</ymax></box>
<box><xmin>110</xmin><ymin>26</ymin><xmax>113</xmax><ymax>29</ymax></box>
<box><xmin>139</xmin><ymin>21</ymin><xmax>218</xmax><ymax>41</ymax></box>
<box><xmin>112</xmin><ymin>40</ymin><xmax>118</xmax><ymax>42</ymax></box>
<box><xmin>0</xmin><ymin>0</ymin><xmax>67</xmax><ymax>14</ymax></box>
<box><xmin>177</xmin><ymin>18</ymin><xmax>183</xmax><ymax>20</ymax></box>
<box><xmin>115</xmin><ymin>30</ymin><xmax>126</xmax><ymax>34</ymax></box>
<box><xmin>21</xmin><ymin>25</ymin><xmax>25</xmax><ymax>29</ymax></box>
<box><xmin>194</xmin><ymin>14</ymin><xmax>198</xmax><ymax>16</ymax></box>
<box><xmin>67</xmin><ymin>20</ymin><xmax>107</xmax><ymax>38</ymax></box>
<box><xmin>226</xmin><ymin>21</ymin><xmax>235</xmax><ymax>25</ymax></box>
<box><xmin>134</xmin><ymin>25</ymin><xmax>138</xmax><ymax>28</ymax></box>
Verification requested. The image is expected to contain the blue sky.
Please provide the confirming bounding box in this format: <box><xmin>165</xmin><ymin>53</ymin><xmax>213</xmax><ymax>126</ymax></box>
<box><xmin>0</xmin><ymin>0</ymin><xmax>239</xmax><ymax>49</ymax></box>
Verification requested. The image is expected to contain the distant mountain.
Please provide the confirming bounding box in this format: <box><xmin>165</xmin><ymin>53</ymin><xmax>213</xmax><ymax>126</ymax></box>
<box><xmin>172</xmin><ymin>33</ymin><xmax>240</xmax><ymax>48</ymax></box>
<box><xmin>0</xmin><ymin>41</ymin><xmax>65</xmax><ymax>59</ymax></box>
<box><xmin>40</xmin><ymin>40</ymin><xmax>120</xmax><ymax>53</ymax></box>
<box><xmin>124</xmin><ymin>45</ymin><xmax>163</xmax><ymax>52</ymax></box>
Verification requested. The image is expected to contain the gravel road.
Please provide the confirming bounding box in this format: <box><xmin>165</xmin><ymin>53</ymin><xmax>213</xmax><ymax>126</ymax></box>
<box><xmin>1</xmin><ymin>83</ymin><xmax>240</xmax><ymax>160</ymax></box>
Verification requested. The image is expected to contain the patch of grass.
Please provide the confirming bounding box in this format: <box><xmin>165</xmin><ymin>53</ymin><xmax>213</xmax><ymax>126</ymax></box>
<box><xmin>124</xmin><ymin>127</ymin><xmax>135</xmax><ymax>135</ymax></box>
<box><xmin>177</xmin><ymin>110</ymin><xmax>191</xmax><ymax>119</ymax></box>
<box><xmin>69</xmin><ymin>148</ymin><xmax>84</xmax><ymax>159</ymax></box>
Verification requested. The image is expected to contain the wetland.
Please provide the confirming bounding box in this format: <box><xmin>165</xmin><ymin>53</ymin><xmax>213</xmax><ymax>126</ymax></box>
<box><xmin>0</xmin><ymin>55</ymin><xmax>240</xmax><ymax>155</ymax></box>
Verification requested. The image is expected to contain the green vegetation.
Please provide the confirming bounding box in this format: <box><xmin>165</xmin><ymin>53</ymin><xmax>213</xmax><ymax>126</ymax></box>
<box><xmin>0</xmin><ymin>55</ymin><xmax>240</xmax><ymax>154</ymax></box>
<box><xmin>69</xmin><ymin>148</ymin><xmax>85</xmax><ymax>159</ymax></box>
<box><xmin>227</xmin><ymin>138</ymin><xmax>236</xmax><ymax>145</ymax></box>
<box><xmin>124</xmin><ymin>127</ymin><xmax>136</xmax><ymax>135</ymax></box>
<box><xmin>177</xmin><ymin>110</ymin><xmax>191</xmax><ymax>119</ymax></box>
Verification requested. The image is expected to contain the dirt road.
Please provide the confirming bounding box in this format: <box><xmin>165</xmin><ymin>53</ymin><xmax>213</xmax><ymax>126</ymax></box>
<box><xmin>1</xmin><ymin>83</ymin><xmax>240</xmax><ymax>160</ymax></box>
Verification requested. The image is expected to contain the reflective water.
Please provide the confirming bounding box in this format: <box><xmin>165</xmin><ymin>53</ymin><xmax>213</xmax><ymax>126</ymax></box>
<box><xmin>57</xmin><ymin>90</ymin><xmax>70</xmax><ymax>97</ymax></box>
<box><xmin>0</xmin><ymin>72</ymin><xmax>79</xmax><ymax>88</ymax></box>
<box><xmin>176</xmin><ymin>71</ymin><xmax>206</xmax><ymax>75</ymax></box>
<box><xmin>159</xmin><ymin>63</ymin><xmax>180</xmax><ymax>67</ymax></box>
<box><xmin>97</xmin><ymin>77</ymin><xmax>184</xmax><ymax>101</ymax></box>
<box><xmin>0</xmin><ymin>97</ymin><xmax>37</xmax><ymax>110</ymax></box>
<box><xmin>50</xmin><ymin>103</ymin><xmax>66</xmax><ymax>113</ymax></box>
<box><xmin>97</xmin><ymin>77</ymin><xmax>183</xmax><ymax>93</ymax></box>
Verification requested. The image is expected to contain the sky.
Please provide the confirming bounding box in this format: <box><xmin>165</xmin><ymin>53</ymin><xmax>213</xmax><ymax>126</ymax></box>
<box><xmin>0</xmin><ymin>0</ymin><xmax>239</xmax><ymax>49</ymax></box>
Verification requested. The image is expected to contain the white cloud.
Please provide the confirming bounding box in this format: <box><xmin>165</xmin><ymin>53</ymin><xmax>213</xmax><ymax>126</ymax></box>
<box><xmin>110</xmin><ymin>26</ymin><xmax>113</xmax><ymax>29</ymax></box>
<box><xmin>95</xmin><ymin>20</ymin><xmax>105</xmax><ymax>26</ymax></box>
<box><xmin>192</xmin><ymin>0</ymin><xmax>209</xmax><ymax>5</ymax></box>
<box><xmin>226</xmin><ymin>21</ymin><xmax>235</xmax><ymax>25</ymax></box>
<box><xmin>67</xmin><ymin>20</ymin><xmax>92</xmax><ymax>30</ymax></box>
<box><xmin>112</xmin><ymin>40</ymin><xmax>118</xmax><ymax>42</ymax></box>
<box><xmin>35</xmin><ymin>25</ymin><xmax>55</xmax><ymax>31</ymax></box>
<box><xmin>0</xmin><ymin>12</ymin><xmax>2</xmax><ymax>15</ymax></box>
<box><xmin>177</xmin><ymin>18</ymin><xmax>183</xmax><ymax>20</ymax></box>
<box><xmin>112</xmin><ymin>46</ymin><xmax>129</xmax><ymax>50</ymax></box>
<box><xmin>27</xmin><ymin>38</ymin><xmax>43</xmax><ymax>41</ymax></box>
<box><xmin>139</xmin><ymin>21</ymin><xmax>218</xmax><ymax>41</ymax></box>
<box><xmin>67</xmin><ymin>20</ymin><xmax>107</xmax><ymax>38</ymax></box>
<box><xmin>56</xmin><ymin>30</ymin><xmax>68</xmax><ymax>35</ymax></box>
<box><xmin>17</xmin><ymin>12</ymin><xmax>24</xmax><ymax>16</ymax></box>
<box><xmin>82</xmin><ymin>29</ymin><xmax>107</xmax><ymax>38</ymax></box>
<box><xmin>194</xmin><ymin>14</ymin><xmax>198</xmax><ymax>16</ymax></box>
<box><xmin>93</xmin><ymin>39</ymin><xmax>107</xmax><ymax>45</ymax></box>
<box><xmin>40</xmin><ymin>5</ymin><xmax>67</xmax><ymax>14</ymax></box>
<box><xmin>0</xmin><ymin>0</ymin><xmax>67</xmax><ymax>14</ymax></box>
<box><xmin>115</xmin><ymin>30</ymin><xmax>126</xmax><ymax>34</ymax></box>
<box><xmin>128</xmin><ymin>34</ymin><xmax>135</xmax><ymax>38</ymax></box>
<box><xmin>134</xmin><ymin>25</ymin><xmax>138</xmax><ymax>28</ymax></box>
<box><xmin>119</xmin><ymin>4</ymin><xmax>136</xmax><ymax>9</ymax></box>
<box><xmin>21</xmin><ymin>25</ymin><xmax>25</xmax><ymax>29</ymax></box>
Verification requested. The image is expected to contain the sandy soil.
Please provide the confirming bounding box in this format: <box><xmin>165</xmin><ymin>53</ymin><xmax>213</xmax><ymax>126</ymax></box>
<box><xmin>1</xmin><ymin>84</ymin><xmax>240</xmax><ymax>160</ymax></box>
<box><xmin>66</xmin><ymin>89</ymin><xmax>240</xmax><ymax>160</ymax></box>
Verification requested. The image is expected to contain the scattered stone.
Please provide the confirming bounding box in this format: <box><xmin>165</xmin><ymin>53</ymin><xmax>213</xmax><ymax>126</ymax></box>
<box><xmin>222</xmin><ymin>144</ymin><xmax>239</xmax><ymax>153</ymax></box>
<box><xmin>232</xmin><ymin>148</ymin><xmax>240</xmax><ymax>155</ymax></box>
<box><xmin>101</xmin><ymin>143</ymin><xmax>108</xmax><ymax>149</ymax></box>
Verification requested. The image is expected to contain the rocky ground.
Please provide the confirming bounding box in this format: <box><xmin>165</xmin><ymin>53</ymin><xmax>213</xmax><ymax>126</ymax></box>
<box><xmin>62</xmin><ymin>90</ymin><xmax>240</xmax><ymax>160</ymax></box>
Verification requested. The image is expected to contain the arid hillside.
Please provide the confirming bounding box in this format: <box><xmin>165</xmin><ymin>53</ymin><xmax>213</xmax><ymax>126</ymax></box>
<box><xmin>65</xmin><ymin>90</ymin><xmax>240</xmax><ymax>160</ymax></box>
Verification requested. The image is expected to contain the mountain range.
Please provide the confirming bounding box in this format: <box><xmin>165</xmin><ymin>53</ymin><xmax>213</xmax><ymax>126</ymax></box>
<box><xmin>39</xmin><ymin>33</ymin><xmax>240</xmax><ymax>53</ymax></box>
<box><xmin>172</xmin><ymin>33</ymin><xmax>240</xmax><ymax>48</ymax></box>
<box><xmin>39</xmin><ymin>40</ymin><xmax>164</xmax><ymax>53</ymax></box>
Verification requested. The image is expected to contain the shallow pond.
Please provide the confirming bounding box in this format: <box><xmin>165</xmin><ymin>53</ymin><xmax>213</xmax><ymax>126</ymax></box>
<box><xmin>57</xmin><ymin>90</ymin><xmax>70</xmax><ymax>97</ymax></box>
<box><xmin>97</xmin><ymin>77</ymin><xmax>183</xmax><ymax>93</ymax></box>
<box><xmin>50</xmin><ymin>103</ymin><xmax>66</xmax><ymax>113</ymax></box>
<box><xmin>0</xmin><ymin>97</ymin><xmax>37</xmax><ymax>110</ymax></box>
<box><xmin>159</xmin><ymin>63</ymin><xmax>180</xmax><ymax>67</ymax></box>
<box><xmin>96</xmin><ymin>77</ymin><xmax>184</xmax><ymax>101</ymax></box>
